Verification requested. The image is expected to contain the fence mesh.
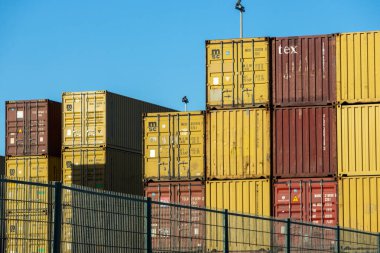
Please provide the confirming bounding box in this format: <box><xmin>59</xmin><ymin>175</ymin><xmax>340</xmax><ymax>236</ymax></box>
<box><xmin>0</xmin><ymin>178</ymin><xmax>379</xmax><ymax>253</ymax></box>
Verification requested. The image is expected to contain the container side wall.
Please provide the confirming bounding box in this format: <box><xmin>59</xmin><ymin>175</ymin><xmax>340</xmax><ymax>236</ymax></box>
<box><xmin>272</xmin><ymin>35</ymin><xmax>336</xmax><ymax>106</ymax></box>
<box><xmin>338</xmin><ymin>105</ymin><xmax>380</xmax><ymax>176</ymax></box>
<box><xmin>207</xmin><ymin>108</ymin><xmax>271</xmax><ymax>179</ymax></box>
<box><xmin>273</xmin><ymin>106</ymin><xmax>337</xmax><ymax>178</ymax></box>
<box><xmin>337</xmin><ymin>31</ymin><xmax>380</xmax><ymax>103</ymax></box>
<box><xmin>206</xmin><ymin>38</ymin><xmax>270</xmax><ymax>109</ymax></box>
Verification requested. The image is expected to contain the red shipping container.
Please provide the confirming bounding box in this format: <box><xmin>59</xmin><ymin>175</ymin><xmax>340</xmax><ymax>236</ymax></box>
<box><xmin>273</xmin><ymin>178</ymin><xmax>338</xmax><ymax>251</ymax></box>
<box><xmin>144</xmin><ymin>181</ymin><xmax>205</xmax><ymax>252</ymax></box>
<box><xmin>272</xmin><ymin>35</ymin><xmax>336</xmax><ymax>106</ymax></box>
<box><xmin>273</xmin><ymin>106</ymin><xmax>337</xmax><ymax>178</ymax></box>
<box><xmin>6</xmin><ymin>100</ymin><xmax>61</xmax><ymax>156</ymax></box>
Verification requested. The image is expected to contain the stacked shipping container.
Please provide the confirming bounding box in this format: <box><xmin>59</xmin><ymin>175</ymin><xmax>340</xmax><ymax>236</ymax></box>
<box><xmin>271</xmin><ymin>34</ymin><xmax>339</xmax><ymax>231</ymax></box>
<box><xmin>4</xmin><ymin>99</ymin><xmax>62</xmax><ymax>253</ymax></box>
<box><xmin>204</xmin><ymin>38</ymin><xmax>271</xmax><ymax>252</ymax></box>
<box><xmin>143</xmin><ymin>111</ymin><xmax>206</xmax><ymax>252</ymax></box>
<box><xmin>336</xmin><ymin>31</ymin><xmax>380</xmax><ymax>233</ymax></box>
<box><xmin>61</xmin><ymin>90</ymin><xmax>174</xmax><ymax>252</ymax></box>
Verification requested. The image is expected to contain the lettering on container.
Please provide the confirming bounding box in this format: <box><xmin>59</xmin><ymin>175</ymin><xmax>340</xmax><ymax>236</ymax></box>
<box><xmin>66</xmin><ymin>104</ymin><xmax>72</xmax><ymax>111</ymax></box>
<box><xmin>148</xmin><ymin>122</ymin><xmax>157</xmax><ymax>131</ymax></box>
<box><xmin>278</xmin><ymin>45</ymin><xmax>298</xmax><ymax>55</ymax></box>
<box><xmin>211</xmin><ymin>49</ymin><xmax>220</xmax><ymax>59</ymax></box>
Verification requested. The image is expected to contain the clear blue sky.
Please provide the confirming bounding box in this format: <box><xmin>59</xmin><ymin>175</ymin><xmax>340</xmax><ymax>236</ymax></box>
<box><xmin>0</xmin><ymin>0</ymin><xmax>379</xmax><ymax>155</ymax></box>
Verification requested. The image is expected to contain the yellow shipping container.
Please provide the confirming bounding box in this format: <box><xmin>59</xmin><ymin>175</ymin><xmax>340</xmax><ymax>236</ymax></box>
<box><xmin>336</xmin><ymin>31</ymin><xmax>380</xmax><ymax>104</ymax></box>
<box><xmin>143</xmin><ymin>111</ymin><xmax>205</xmax><ymax>181</ymax></box>
<box><xmin>206</xmin><ymin>38</ymin><xmax>270</xmax><ymax>109</ymax></box>
<box><xmin>6</xmin><ymin>213</ymin><xmax>51</xmax><ymax>253</ymax></box>
<box><xmin>339</xmin><ymin>176</ymin><xmax>380</xmax><ymax>232</ymax></box>
<box><xmin>207</xmin><ymin>108</ymin><xmax>270</xmax><ymax>179</ymax></box>
<box><xmin>338</xmin><ymin>105</ymin><xmax>380</xmax><ymax>176</ymax></box>
<box><xmin>62</xmin><ymin>90</ymin><xmax>173</xmax><ymax>151</ymax></box>
<box><xmin>5</xmin><ymin>156</ymin><xmax>60</xmax><ymax>213</ymax></box>
<box><xmin>206</xmin><ymin>179</ymin><xmax>271</xmax><ymax>252</ymax></box>
<box><xmin>62</xmin><ymin>147</ymin><xmax>143</xmax><ymax>195</ymax></box>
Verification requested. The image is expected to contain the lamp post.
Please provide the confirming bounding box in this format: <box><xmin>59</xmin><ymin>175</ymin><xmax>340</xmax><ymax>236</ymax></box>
<box><xmin>182</xmin><ymin>96</ymin><xmax>189</xmax><ymax>112</ymax></box>
<box><xmin>235</xmin><ymin>0</ymin><xmax>245</xmax><ymax>38</ymax></box>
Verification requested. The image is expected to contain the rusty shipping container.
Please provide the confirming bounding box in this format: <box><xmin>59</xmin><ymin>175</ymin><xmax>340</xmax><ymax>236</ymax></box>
<box><xmin>62</xmin><ymin>147</ymin><xmax>143</xmax><ymax>195</ymax></box>
<box><xmin>337</xmin><ymin>31</ymin><xmax>380</xmax><ymax>104</ymax></box>
<box><xmin>273</xmin><ymin>106</ymin><xmax>337</xmax><ymax>178</ymax></box>
<box><xmin>206</xmin><ymin>179</ymin><xmax>271</xmax><ymax>252</ymax></box>
<box><xmin>273</xmin><ymin>179</ymin><xmax>338</xmax><ymax>251</ymax></box>
<box><xmin>145</xmin><ymin>181</ymin><xmax>205</xmax><ymax>252</ymax></box>
<box><xmin>338</xmin><ymin>104</ymin><xmax>380</xmax><ymax>176</ymax></box>
<box><xmin>272</xmin><ymin>35</ymin><xmax>336</xmax><ymax>106</ymax></box>
<box><xmin>206</xmin><ymin>108</ymin><xmax>270</xmax><ymax>179</ymax></box>
<box><xmin>6</xmin><ymin>99</ymin><xmax>61</xmax><ymax>156</ymax></box>
<box><xmin>339</xmin><ymin>176</ymin><xmax>380</xmax><ymax>233</ymax></box>
<box><xmin>62</xmin><ymin>90</ymin><xmax>174</xmax><ymax>151</ymax></box>
<box><xmin>206</xmin><ymin>38</ymin><xmax>270</xmax><ymax>109</ymax></box>
<box><xmin>143</xmin><ymin>111</ymin><xmax>205</xmax><ymax>181</ymax></box>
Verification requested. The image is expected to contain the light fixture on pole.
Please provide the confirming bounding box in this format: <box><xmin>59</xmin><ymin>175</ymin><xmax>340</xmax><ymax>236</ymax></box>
<box><xmin>182</xmin><ymin>96</ymin><xmax>189</xmax><ymax>112</ymax></box>
<box><xmin>235</xmin><ymin>0</ymin><xmax>245</xmax><ymax>38</ymax></box>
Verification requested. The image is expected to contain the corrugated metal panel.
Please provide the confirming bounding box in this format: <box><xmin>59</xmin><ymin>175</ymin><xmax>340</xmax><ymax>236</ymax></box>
<box><xmin>207</xmin><ymin>108</ymin><xmax>270</xmax><ymax>179</ymax></box>
<box><xmin>62</xmin><ymin>147</ymin><xmax>143</xmax><ymax>195</ymax></box>
<box><xmin>6</xmin><ymin>99</ymin><xmax>62</xmax><ymax>156</ymax></box>
<box><xmin>5</xmin><ymin>156</ymin><xmax>60</xmax><ymax>213</ymax></box>
<box><xmin>145</xmin><ymin>181</ymin><xmax>205</xmax><ymax>252</ymax></box>
<box><xmin>206</xmin><ymin>179</ymin><xmax>271</xmax><ymax>252</ymax></box>
<box><xmin>206</xmin><ymin>38</ymin><xmax>270</xmax><ymax>109</ymax></box>
<box><xmin>272</xmin><ymin>35</ymin><xmax>336</xmax><ymax>106</ymax></box>
<box><xmin>5</xmin><ymin>213</ymin><xmax>51</xmax><ymax>253</ymax></box>
<box><xmin>338</xmin><ymin>104</ymin><xmax>380</xmax><ymax>176</ymax></box>
<box><xmin>273</xmin><ymin>178</ymin><xmax>338</xmax><ymax>226</ymax></box>
<box><xmin>337</xmin><ymin>31</ymin><xmax>380</xmax><ymax>104</ymax></box>
<box><xmin>62</xmin><ymin>90</ymin><xmax>174</xmax><ymax>152</ymax></box>
<box><xmin>339</xmin><ymin>176</ymin><xmax>380</xmax><ymax>232</ymax></box>
<box><xmin>143</xmin><ymin>111</ymin><xmax>205</xmax><ymax>181</ymax></box>
<box><xmin>273</xmin><ymin>106</ymin><xmax>337</xmax><ymax>178</ymax></box>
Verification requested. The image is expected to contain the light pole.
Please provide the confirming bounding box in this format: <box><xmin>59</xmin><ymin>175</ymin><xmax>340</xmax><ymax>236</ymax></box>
<box><xmin>235</xmin><ymin>0</ymin><xmax>245</xmax><ymax>38</ymax></box>
<box><xmin>182</xmin><ymin>96</ymin><xmax>189</xmax><ymax>112</ymax></box>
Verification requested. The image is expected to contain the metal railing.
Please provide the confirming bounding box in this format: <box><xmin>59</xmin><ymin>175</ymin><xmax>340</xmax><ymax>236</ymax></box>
<box><xmin>0</xmin><ymin>178</ymin><xmax>379</xmax><ymax>253</ymax></box>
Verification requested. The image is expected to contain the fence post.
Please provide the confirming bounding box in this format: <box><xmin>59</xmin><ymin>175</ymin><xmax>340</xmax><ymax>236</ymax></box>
<box><xmin>336</xmin><ymin>226</ymin><xmax>341</xmax><ymax>253</ymax></box>
<box><xmin>146</xmin><ymin>197</ymin><xmax>152</xmax><ymax>253</ymax></box>
<box><xmin>224</xmin><ymin>209</ymin><xmax>229</xmax><ymax>253</ymax></box>
<box><xmin>53</xmin><ymin>182</ymin><xmax>62</xmax><ymax>253</ymax></box>
<box><xmin>286</xmin><ymin>218</ymin><xmax>291</xmax><ymax>253</ymax></box>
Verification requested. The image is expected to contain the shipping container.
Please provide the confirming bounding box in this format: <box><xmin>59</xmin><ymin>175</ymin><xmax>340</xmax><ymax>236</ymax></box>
<box><xmin>338</xmin><ymin>104</ymin><xmax>380</xmax><ymax>176</ymax></box>
<box><xmin>339</xmin><ymin>176</ymin><xmax>380</xmax><ymax>232</ymax></box>
<box><xmin>143</xmin><ymin>111</ymin><xmax>205</xmax><ymax>181</ymax></box>
<box><xmin>272</xmin><ymin>35</ymin><xmax>336</xmax><ymax>106</ymax></box>
<box><xmin>5</xmin><ymin>213</ymin><xmax>51</xmax><ymax>253</ymax></box>
<box><xmin>5</xmin><ymin>156</ymin><xmax>59</xmax><ymax>213</ymax></box>
<box><xmin>62</xmin><ymin>147</ymin><xmax>143</xmax><ymax>195</ymax></box>
<box><xmin>145</xmin><ymin>181</ymin><xmax>205</xmax><ymax>252</ymax></box>
<box><xmin>337</xmin><ymin>31</ymin><xmax>380</xmax><ymax>104</ymax></box>
<box><xmin>62</xmin><ymin>90</ymin><xmax>174</xmax><ymax>151</ymax></box>
<box><xmin>206</xmin><ymin>38</ymin><xmax>270</xmax><ymax>109</ymax></box>
<box><xmin>272</xmin><ymin>178</ymin><xmax>338</xmax><ymax>252</ymax></box>
<box><xmin>6</xmin><ymin>99</ymin><xmax>61</xmax><ymax>156</ymax></box>
<box><xmin>207</xmin><ymin>108</ymin><xmax>270</xmax><ymax>179</ymax></box>
<box><xmin>273</xmin><ymin>106</ymin><xmax>337</xmax><ymax>178</ymax></box>
<box><xmin>206</xmin><ymin>179</ymin><xmax>271</xmax><ymax>252</ymax></box>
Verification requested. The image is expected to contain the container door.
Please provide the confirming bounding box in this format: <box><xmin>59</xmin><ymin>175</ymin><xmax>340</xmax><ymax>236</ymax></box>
<box><xmin>28</xmin><ymin>101</ymin><xmax>49</xmax><ymax>155</ymax></box>
<box><xmin>6</xmin><ymin>102</ymin><xmax>26</xmax><ymax>156</ymax></box>
<box><xmin>83</xmin><ymin>92</ymin><xmax>106</xmax><ymax>146</ymax></box>
<box><xmin>63</xmin><ymin>93</ymin><xmax>85</xmax><ymax>147</ymax></box>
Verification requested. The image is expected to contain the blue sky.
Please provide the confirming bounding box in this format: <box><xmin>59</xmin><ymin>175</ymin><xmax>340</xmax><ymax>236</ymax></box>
<box><xmin>0</xmin><ymin>0</ymin><xmax>379</xmax><ymax>155</ymax></box>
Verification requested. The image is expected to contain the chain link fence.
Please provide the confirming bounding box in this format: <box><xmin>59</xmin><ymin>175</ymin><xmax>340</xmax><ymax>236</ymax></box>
<box><xmin>0</xmin><ymin>178</ymin><xmax>379</xmax><ymax>253</ymax></box>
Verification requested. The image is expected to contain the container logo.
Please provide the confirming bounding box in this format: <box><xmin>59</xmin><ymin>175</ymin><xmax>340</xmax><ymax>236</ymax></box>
<box><xmin>278</xmin><ymin>45</ymin><xmax>298</xmax><ymax>55</ymax></box>
<box><xmin>66</xmin><ymin>104</ymin><xmax>73</xmax><ymax>111</ymax></box>
<box><xmin>148</xmin><ymin>122</ymin><xmax>157</xmax><ymax>131</ymax></box>
<box><xmin>211</xmin><ymin>49</ymin><xmax>221</xmax><ymax>59</ymax></box>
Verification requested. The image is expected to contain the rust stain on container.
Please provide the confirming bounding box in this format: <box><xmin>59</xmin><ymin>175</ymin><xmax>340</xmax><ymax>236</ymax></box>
<box><xmin>272</xmin><ymin>35</ymin><xmax>336</xmax><ymax>106</ymax></box>
<box><xmin>6</xmin><ymin>100</ymin><xmax>62</xmax><ymax>156</ymax></box>
<box><xmin>273</xmin><ymin>106</ymin><xmax>337</xmax><ymax>178</ymax></box>
<box><xmin>145</xmin><ymin>181</ymin><xmax>205</xmax><ymax>252</ymax></box>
